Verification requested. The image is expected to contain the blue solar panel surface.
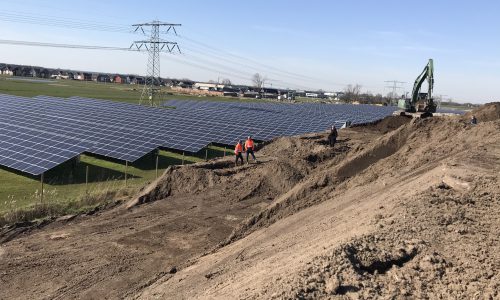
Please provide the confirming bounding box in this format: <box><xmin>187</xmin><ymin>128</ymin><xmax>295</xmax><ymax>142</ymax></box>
<box><xmin>0</xmin><ymin>94</ymin><xmax>398</xmax><ymax>175</ymax></box>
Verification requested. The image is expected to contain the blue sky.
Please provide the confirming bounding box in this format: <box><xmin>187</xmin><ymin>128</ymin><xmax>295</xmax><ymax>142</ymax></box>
<box><xmin>0</xmin><ymin>0</ymin><xmax>499</xmax><ymax>103</ymax></box>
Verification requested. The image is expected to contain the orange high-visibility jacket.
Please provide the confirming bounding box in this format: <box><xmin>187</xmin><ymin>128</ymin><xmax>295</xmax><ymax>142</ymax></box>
<box><xmin>235</xmin><ymin>143</ymin><xmax>243</xmax><ymax>154</ymax></box>
<box><xmin>245</xmin><ymin>139</ymin><xmax>254</xmax><ymax>151</ymax></box>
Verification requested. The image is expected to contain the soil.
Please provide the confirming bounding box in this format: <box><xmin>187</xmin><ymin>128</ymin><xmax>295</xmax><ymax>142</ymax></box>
<box><xmin>0</xmin><ymin>106</ymin><xmax>498</xmax><ymax>300</ymax></box>
<box><xmin>464</xmin><ymin>102</ymin><xmax>500</xmax><ymax>122</ymax></box>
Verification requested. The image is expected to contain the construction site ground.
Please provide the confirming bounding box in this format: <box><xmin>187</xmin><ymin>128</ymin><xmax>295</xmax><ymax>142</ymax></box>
<box><xmin>0</xmin><ymin>103</ymin><xmax>499</xmax><ymax>299</ymax></box>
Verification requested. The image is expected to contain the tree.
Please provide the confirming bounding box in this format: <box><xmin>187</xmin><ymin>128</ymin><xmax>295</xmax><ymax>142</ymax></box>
<box><xmin>221</xmin><ymin>78</ymin><xmax>232</xmax><ymax>85</ymax></box>
<box><xmin>343</xmin><ymin>84</ymin><xmax>362</xmax><ymax>103</ymax></box>
<box><xmin>252</xmin><ymin>73</ymin><xmax>266</xmax><ymax>89</ymax></box>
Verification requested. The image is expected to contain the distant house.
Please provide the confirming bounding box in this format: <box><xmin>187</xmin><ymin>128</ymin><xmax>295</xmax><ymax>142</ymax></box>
<box><xmin>178</xmin><ymin>80</ymin><xmax>194</xmax><ymax>89</ymax></box>
<box><xmin>194</xmin><ymin>82</ymin><xmax>222</xmax><ymax>91</ymax></box>
<box><xmin>21</xmin><ymin>67</ymin><xmax>37</xmax><ymax>77</ymax></box>
<box><xmin>0</xmin><ymin>66</ymin><xmax>13</xmax><ymax>76</ymax></box>
<box><xmin>97</xmin><ymin>74</ymin><xmax>111</xmax><ymax>83</ymax></box>
<box><xmin>50</xmin><ymin>70</ymin><xmax>70</xmax><ymax>79</ymax></box>
<box><xmin>73</xmin><ymin>72</ymin><xmax>83</xmax><ymax>80</ymax></box>
<box><xmin>243</xmin><ymin>90</ymin><xmax>260</xmax><ymax>98</ymax></box>
<box><xmin>112</xmin><ymin>75</ymin><xmax>125</xmax><ymax>84</ymax></box>
<box><xmin>162</xmin><ymin>78</ymin><xmax>175</xmax><ymax>87</ymax></box>
<box><xmin>37</xmin><ymin>68</ymin><xmax>50</xmax><ymax>79</ymax></box>
<box><xmin>130</xmin><ymin>76</ymin><xmax>145</xmax><ymax>85</ymax></box>
<box><xmin>222</xmin><ymin>86</ymin><xmax>240</xmax><ymax>97</ymax></box>
<box><xmin>123</xmin><ymin>76</ymin><xmax>133</xmax><ymax>84</ymax></box>
<box><xmin>12</xmin><ymin>66</ymin><xmax>23</xmax><ymax>76</ymax></box>
<box><xmin>83</xmin><ymin>73</ymin><xmax>93</xmax><ymax>81</ymax></box>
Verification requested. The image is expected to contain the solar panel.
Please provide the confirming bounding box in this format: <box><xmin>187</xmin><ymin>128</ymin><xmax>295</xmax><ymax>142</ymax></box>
<box><xmin>0</xmin><ymin>121</ymin><xmax>89</xmax><ymax>175</ymax></box>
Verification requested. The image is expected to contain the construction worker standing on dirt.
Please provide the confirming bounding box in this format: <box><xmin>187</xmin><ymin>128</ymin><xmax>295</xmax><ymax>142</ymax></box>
<box><xmin>328</xmin><ymin>125</ymin><xmax>338</xmax><ymax>147</ymax></box>
<box><xmin>245</xmin><ymin>136</ymin><xmax>257</xmax><ymax>163</ymax></box>
<box><xmin>235</xmin><ymin>140</ymin><xmax>244</xmax><ymax>166</ymax></box>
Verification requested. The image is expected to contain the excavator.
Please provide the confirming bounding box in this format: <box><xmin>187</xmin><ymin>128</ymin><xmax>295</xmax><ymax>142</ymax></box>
<box><xmin>398</xmin><ymin>59</ymin><xmax>436</xmax><ymax>117</ymax></box>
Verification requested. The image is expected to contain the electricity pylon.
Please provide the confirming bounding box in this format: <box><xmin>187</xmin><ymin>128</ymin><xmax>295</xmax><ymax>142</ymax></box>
<box><xmin>131</xmin><ymin>21</ymin><xmax>181</xmax><ymax>106</ymax></box>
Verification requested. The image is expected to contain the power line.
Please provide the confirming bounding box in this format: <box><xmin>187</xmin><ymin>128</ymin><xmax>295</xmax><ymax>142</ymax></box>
<box><xmin>0</xmin><ymin>39</ymin><xmax>133</xmax><ymax>51</ymax></box>
<box><xmin>179</xmin><ymin>34</ymin><xmax>341</xmax><ymax>85</ymax></box>
<box><xmin>0</xmin><ymin>11</ymin><xmax>131</xmax><ymax>33</ymax></box>
<box><xmin>0</xmin><ymin>38</ymin><xmax>319</xmax><ymax>91</ymax></box>
<box><xmin>0</xmin><ymin>11</ymin><xmax>344</xmax><ymax>89</ymax></box>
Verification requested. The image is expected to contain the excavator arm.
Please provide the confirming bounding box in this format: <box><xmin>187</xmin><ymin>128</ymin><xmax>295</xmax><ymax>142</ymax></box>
<box><xmin>411</xmin><ymin>59</ymin><xmax>433</xmax><ymax>105</ymax></box>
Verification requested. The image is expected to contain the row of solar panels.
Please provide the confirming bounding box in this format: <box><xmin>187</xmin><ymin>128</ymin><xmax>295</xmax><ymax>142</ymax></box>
<box><xmin>0</xmin><ymin>95</ymin><xmax>397</xmax><ymax>175</ymax></box>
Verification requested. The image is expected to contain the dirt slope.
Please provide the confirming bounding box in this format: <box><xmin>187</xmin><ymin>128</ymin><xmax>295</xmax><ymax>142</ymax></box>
<box><xmin>464</xmin><ymin>102</ymin><xmax>500</xmax><ymax>122</ymax></box>
<box><xmin>138</xmin><ymin>115</ymin><xmax>499</xmax><ymax>299</ymax></box>
<box><xmin>1</xmin><ymin>111</ymin><xmax>498</xmax><ymax>300</ymax></box>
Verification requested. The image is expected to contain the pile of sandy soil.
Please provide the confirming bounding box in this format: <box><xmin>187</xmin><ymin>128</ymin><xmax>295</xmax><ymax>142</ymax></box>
<box><xmin>464</xmin><ymin>102</ymin><xmax>500</xmax><ymax>122</ymax></box>
<box><xmin>353</xmin><ymin>114</ymin><xmax>412</xmax><ymax>134</ymax></box>
<box><xmin>0</xmin><ymin>107</ymin><xmax>498</xmax><ymax>299</ymax></box>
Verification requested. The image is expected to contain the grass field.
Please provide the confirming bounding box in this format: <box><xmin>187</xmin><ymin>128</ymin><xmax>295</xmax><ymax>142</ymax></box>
<box><xmin>0</xmin><ymin>146</ymin><xmax>229</xmax><ymax>214</ymax></box>
<box><xmin>0</xmin><ymin>76</ymin><xmax>237</xmax><ymax>217</ymax></box>
<box><xmin>0</xmin><ymin>75</ymin><xmax>244</xmax><ymax>103</ymax></box>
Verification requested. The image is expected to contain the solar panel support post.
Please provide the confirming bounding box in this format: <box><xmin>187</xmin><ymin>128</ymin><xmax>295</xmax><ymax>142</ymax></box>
<box><xmin>205</xmin><ymin>147</ymin><xmax>208</xmax><ymax>161</ymax></box>
<box><xmin>125</xmin><ymin>161</ymin><xmax>128</xmax><ymax>187</ymax></box>
<box><xmin>224</xmin><ymin>146</ymin><xmax>226</xmax><ymax>157</ymax></box>
<box><xmin>182</xmin><ymin>152</ymin><xmax>185</xmax><ymax>165</ymax></box>
<box><xmin>85</xmin><ymin>165</ymin><xmax>89</xmax><ymax>194</ymax></box>
<box><xmin>155</xmin><ymin>154</ymin><xmax>159</xmax><ymax>179</ymax></box>
<box><xmin>40</xmin><ymin>173</ymin><xmax>44</xmax><ymax>204</ymax></box>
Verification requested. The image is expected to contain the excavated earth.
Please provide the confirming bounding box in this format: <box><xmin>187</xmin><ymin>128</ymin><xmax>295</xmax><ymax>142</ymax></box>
<box><xmin>0</xmin><ymin>104</ymin><xmax>499</xmax><ymax>299</ymax></box>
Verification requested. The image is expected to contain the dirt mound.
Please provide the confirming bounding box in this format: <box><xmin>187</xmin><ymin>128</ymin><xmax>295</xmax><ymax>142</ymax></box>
<box><xmin>464</xmin><ymin>102</ymin><xmax>500</xmax><ymax>122</ymax></box>
<box><xmin>226</xmin><ymin>116</ymin><xmax>495</xmax><ymax>244</ymax></box>
<box><xmin>128</xmin><ymin>140</ymin><xmax>329</xmax><ymax>209</ymax></box>
<box><xmin>284</xmin><ymin>175</ymin><xmax>499</xmax><ymax>299</ymax></box>
<box><xmin>354</xmin><ymin>115</ymin><xmax>412</xmax><ymax>134</ymax></box>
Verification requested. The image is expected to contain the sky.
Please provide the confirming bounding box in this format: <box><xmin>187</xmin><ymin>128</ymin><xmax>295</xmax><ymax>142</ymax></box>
<box><xmin>0</xmin><ymin>0</ymin><xmax>499</xmax><ymax>103</ymax></box>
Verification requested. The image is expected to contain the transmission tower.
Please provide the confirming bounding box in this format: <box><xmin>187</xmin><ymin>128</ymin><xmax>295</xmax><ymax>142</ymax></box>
<box><xmin>384</xmin><ymin>80</ymin><xmax>405</xmax><ymax>106</ymax></box>
<box><xmin>131</xmin><ymin>21</ymin><xmax>181</xmax><ymax>106</ymax></box>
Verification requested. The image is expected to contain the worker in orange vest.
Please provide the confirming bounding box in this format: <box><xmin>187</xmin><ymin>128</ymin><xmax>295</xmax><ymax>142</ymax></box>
<box><xmin>245</xmin><ymin>136</ymin><xmax>257</xmax><ymax>163</ymax></box>
<box><xmin>234</xmin><ymin>140</ymin><xmax>244</xmax><ymax>166</ymax></box>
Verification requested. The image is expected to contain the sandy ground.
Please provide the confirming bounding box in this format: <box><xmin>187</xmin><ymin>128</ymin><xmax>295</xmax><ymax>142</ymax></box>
<box><xmin>0</xmin><ymin>103</ymin><xmax>499</xmax><ymax>299</ymax></box>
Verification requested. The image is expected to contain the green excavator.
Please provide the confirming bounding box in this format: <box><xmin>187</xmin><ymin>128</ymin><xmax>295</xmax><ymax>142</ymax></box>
<box><xmin>398</xmin><ymin>59</ymin><xmax>436</xmax><ymax>117</ymax></box>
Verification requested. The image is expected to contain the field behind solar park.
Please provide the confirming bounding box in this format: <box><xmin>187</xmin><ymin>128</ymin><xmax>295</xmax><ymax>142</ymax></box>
<box><xmin>0</xmin><ymin>75</ymin><xmax>239</xmax><ymax>103</ymax></box>
<box><xmin>0</xmin><ymin>76</ymin><xmax>231</xmax><ymax>219</ymax></box>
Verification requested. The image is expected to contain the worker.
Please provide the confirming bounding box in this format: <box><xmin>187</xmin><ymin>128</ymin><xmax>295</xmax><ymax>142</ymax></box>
<box><xmin>471</xmin><ymin>115</ymin><xmax>478</xmax><ymax>125</ymax></box>
<box><xmin>245</xmin><ymin>136</ymin><xmax>257</xmax><ymax>163</ymax></box>
<box><xmin>234</xmin><ymin>140</ymin><xmax>244</xmax><ymax>166</ymax></box>
<box><xmin>328</xmin><ymin>125</ymin><xmax>338</xmax><ymax>147</ymax></box>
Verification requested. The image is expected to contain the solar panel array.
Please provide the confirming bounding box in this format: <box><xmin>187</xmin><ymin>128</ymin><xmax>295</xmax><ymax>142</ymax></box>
<box><xmin>0</xmin><ymin>94</ymin><xmax>397</xmax><ymax>175</ymax></box>
<box><xmin>163</xmin><ymin>100</ymin><xmax>398</xmax><ymax>143</ymax></box>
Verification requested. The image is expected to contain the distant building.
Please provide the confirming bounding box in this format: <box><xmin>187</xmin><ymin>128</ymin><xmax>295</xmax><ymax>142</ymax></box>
<box><xmin>130</xmin><ymin>76</ymin><xmax>145</xmax><ymax>85</ymax></box>
<box><xmin>0</xmin><ymin>66</ymin><xmax>13</xmax><ymax>76</ymax></box>
<box><xmin>83</xmin><ymin>73</ymin><xmax>93</xmax><ymax>81</ymax></box>
<box><xmin>73</xmin><ymin>72</ymin><xmax>84</xmax><ymax>80</ymax></box>
<box><xmin>97</xmin><ymin>74</ymin><xmax>111</xmax><ymax>83</ymax></box>
<box><xmin>113</xmin><ymin>75</ymin><xmax>125</xmax><ymax>84</ymax></box>
<box><xmin>194</xmin><ymin>82</ymin><xmax>223</xmax><ymax>91</ymax></box>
